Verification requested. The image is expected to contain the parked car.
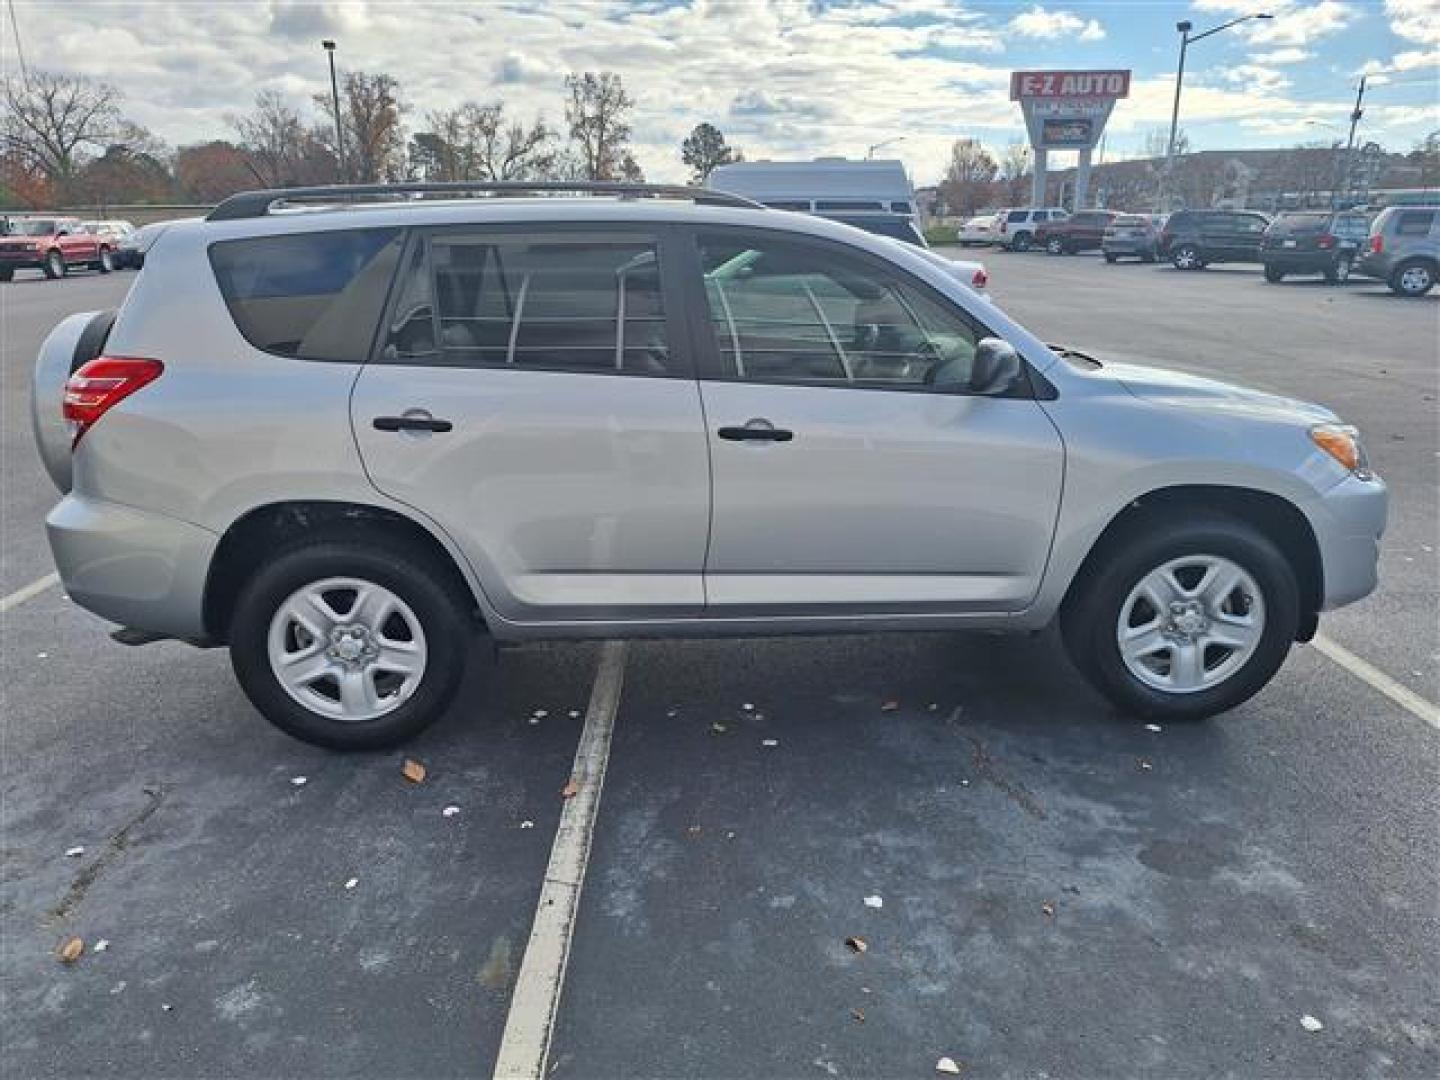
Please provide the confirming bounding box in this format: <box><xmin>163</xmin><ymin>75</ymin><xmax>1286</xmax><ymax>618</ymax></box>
<box><xmin>1158</xmin><ymin>209</ymin><xmax>1271</xmax><ymax>270</ymax></box>
<box><xmin>81</xmin><ymin>219</ymin><xmax>136</xmax><ymax>243</ymax></box>
<box><xmin>1102</xmin><ymin>214</ymin><xmax>1167</xmax><ymax>262</ymax></box>
<box><xmin>993</xmin><ymin>207</ymin><xmax>1069</xmax><ymax>251</ymax></box>
<box><xmin>956</xmin><ymin>214</ymin><xmax>998</xmax><ymax>246</ymax></box>
<box><xmin>31</xmin><ymin>182</ymin><xmax>1386</xmax><ymax>749</ymax></box>
<box><xmin>0</xmin><ymin>217</ymin><xmax>113</xmax><ymax>280</ymax></box>
<box><xmin>822</xmin><ymin>212</ymin><xmax>928</xmax><ymax>248</ymax></box>
<box><xmin>1035</xmin><ymin>210</ymin><xmax>1119</xmax><ymax>255</ymax></box>
<box><xmin>1353</xmin><ymin>205</ymin><xmax>1438</xmax><ymax>297</ymax></box>
<box><xmin>1260</xmin><ymin>210</ymin><xmax>1369</xmax><ymax>284</ymax></box>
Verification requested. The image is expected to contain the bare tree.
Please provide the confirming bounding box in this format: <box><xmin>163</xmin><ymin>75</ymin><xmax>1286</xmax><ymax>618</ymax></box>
<box><xmin>2</xmin><ymin>70</ymin><xmax>122</xmax><ymax>190</ymax></box>
<box><xmin>680</xmin><ymin>122</ymin><xmax>739</xmax><ymax>183</ymax></box>
<box><xmin>999</xmin><ymin>141</ymin><xmax>1031</xmax><ymax>202</ymax></box>
<box><xmin>937</xmin><ymin>138</ymin><xmax>998</xmax><ymax>216</ymax></box>
<box><xmin>314</xmin><ymin>71</ymin><xmax>408</xmax><ymax>183</ymax></box>
<box><xmin>564</xmin><ymin>71</ymin><xmax>636</xmax><ymax>181</ymax></box>
<box><xmin>420</xmin><ymin>103</ymin><xmax>555</xmax><ymax>182</ymax></box>
<box><xmin>230</xmin><ymin>90</ymin><xmax>330</xmax><ymax>187</ymax></box>
<box><xmin>1144</xmin><ymin>126</ymin><xmax>1190</xmax><ymax>159</ymax></box>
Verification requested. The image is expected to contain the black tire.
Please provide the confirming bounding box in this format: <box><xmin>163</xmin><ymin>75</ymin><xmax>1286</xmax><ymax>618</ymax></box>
<box><xmin>1263</xmin><ymin>264</ymin><xmax>1285</xmax><ymax>283</ymax></box>
<box><xmin>1046</xmin><ymin>236</ymin><xmax>1065</xmax><ymax>255</ymax></box>
<box><xmin>229</xmin><ymin>538</ymin><xmax>473</xmax><ymax>750</ymax></box>
<box><xmin>0</xmin><ymin>268</ymin><xmax>12</xmax><ymax>282</ymax></box>
<box><xmin>1141</xmin><ymin>252</ymin><xmax>1157</xmax><ymax>264</ymax></box>
<box><xmin>97</xmin><ymin>247</ymin><xmax>114</xmax><ymax>274</ymax></box>
<box><xmin>1061</xmin><ymin>514</ymin><xmax>1300</xmax><ymax>722</ymax></box>
<box><xmin>1171</xmin><ymin>244</ymin><xmax>1204</xmax><ymax>271</ymax></box>
<box><xmin>1104</xmin><ymin>253</ymin><xmax>1118</xmax><ymax>264</ymax></box>
<box><xmin>1011</xmin><ymin>231</ymin><xmax>1032</xmax><ymax>252</ymax></box>
<box><xmin>43</xmin><ymin>250</ymin><xmax>65</xmax><ymax>279</ymax></box>
<box><xmin>1388</xmin><ymin>258</ymin><xmax>1435</xmax><ymax>297</ymax></box>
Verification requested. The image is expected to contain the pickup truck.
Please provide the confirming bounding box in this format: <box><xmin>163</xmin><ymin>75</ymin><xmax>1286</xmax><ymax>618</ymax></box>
<box><xmin>1034</xmin><ymin>210</ymin><xmax>1119</xmax><ymax>255</ymax></box>
<box><xmin>0</xmin><ymin>217</ymin><xmax>114</xmax><ymax>280</ymax></box>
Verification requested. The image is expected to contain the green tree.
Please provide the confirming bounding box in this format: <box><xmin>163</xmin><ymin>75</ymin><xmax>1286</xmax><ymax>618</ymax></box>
<box><xmin>564</xmin><ymin>72</ymin><xmax>636</xmax><ymax>181</ymax></box>
<box><xmin>680</xmin><ymin>122</ymin><xmax>738</xmax><ymax>183</ymax></box>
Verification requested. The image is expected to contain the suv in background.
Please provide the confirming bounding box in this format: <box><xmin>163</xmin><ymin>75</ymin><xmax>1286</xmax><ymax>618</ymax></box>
<box><xmin>0</xmin><ymin>217</ymin><xmax>113</xmax><ymax>280</ymax></box>
<box><xmin>1102</xmin><ymin>214</ymin><xmax>1167</xmax><ymax>263</ymax></box>
<box><xmin>1035</xmin><ymin>210</ymin><xmax>1118</xmax><ymax>255</ymax></box>
<box><xmin>994</xmin><ymin>207</ymin><xmax>1069</xmax><ymax>252</ymax></box>
<box><xmin>30</xmin><ymin>182</ymin><xmax>1385</xmax><ymax>750</ymax></box>
<box><xmin>81</xmin><ymin>219</ymin><xmax>136</xmax><ymax>244</ymax></box>
<box><xmin>1159</xmin><ymin>209</ymin><xmax>1270</xmax><ymax>270</ymax></box>
<box><xmin>1354</xmin><ymin>205</ymin><xmax>1438</xmax><ymax>297</ymax></box>
<box><xmin>1261</xmin><ymin>210</ymin><xmax>1369</xmax><ymax>284</ymax></box>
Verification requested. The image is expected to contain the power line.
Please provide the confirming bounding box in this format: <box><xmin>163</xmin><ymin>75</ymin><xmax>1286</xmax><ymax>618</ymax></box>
<box><xmin>6</xmin><ymin>0</ymin><xmax>28</xmax><ymax>82</ymax></box>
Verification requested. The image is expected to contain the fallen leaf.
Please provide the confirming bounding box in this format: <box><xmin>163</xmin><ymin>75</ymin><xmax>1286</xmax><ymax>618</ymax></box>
<box><xmin>936</xmin><ymin>1057</ymin><xmax>963</xmax><ymax>1075</ymax></box>
<box><xmin>845</xmin><ymin>936</ymin><xmax>868</xmax><ymax>954</ymax></box>
<box><xmin>1041</xmin><ymin>901</ymin><xmax>1056</xmax><ymax>917</ymax></box>
<box><xmin>94</xmin><ymin>939</ymin><xmax>109</xmax><ymax>953</ymax></box>
<box><xmin>850</xmin><ymin>1008</ymin><xmax>866</xmax><ymax>1023</ymax></box>
<box><xmin>344</xmin><ymin>878</ymin><xmax>358</xmax><ymax>890</ymax></box>
<box><xmin>880</xmin><ymin>700</ymin><xmax>899</xmax><ymax>712</ymax></box>
<box><xmin>57</xmin><ymin>937</ymin><xmax>84</xmax><ymax>964</ymax></box>
<box><xmin>560</xmin><ymin>779</ymin><xmax>579</xmax><ymax>799</ymax></box>
<box><xmin>1300</xmin><ymin>1014</ymin><xmax>1324</xmax><ymax>1032</ymax></box>
<box><xmin>401</xmin><ymin>760</ymin><xmax>426</xmax><ymax>784</ymax></box>
<box><xmin>864</xmin><ymin>895</ymin><xmax>884</xmax><ymax>909</ymax></box>
<box><xmin>65</xmin><ymin>846</ymin><xmax>84</xmax><ymax>858</ymax></box>
<box><xmin>290</xmin><ymin>776</ymin><xmax>307</xmax><ymax>786</ymax></box>
<box><xmin>442</xmin><ymin>805</ymin><xmax>461</xmax><ymax>818</ymax></box>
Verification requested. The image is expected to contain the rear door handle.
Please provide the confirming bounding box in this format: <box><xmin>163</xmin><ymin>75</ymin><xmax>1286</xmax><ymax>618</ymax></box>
<box><xmin>717</xmin><ymin>424</ymin><xmax>793</xmax><ymax>443</ymax></box>
<box><xmin>373</xmin><ymin>415</ymin><xmax>453</xmax><ymax>433</ymax></box>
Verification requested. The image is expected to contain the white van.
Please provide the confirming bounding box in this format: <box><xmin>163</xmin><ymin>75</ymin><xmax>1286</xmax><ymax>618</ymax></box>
<box><xmin>708</xmin><ymin>158</ymin><xmax>924</xmax><ymax>245</ymax></box>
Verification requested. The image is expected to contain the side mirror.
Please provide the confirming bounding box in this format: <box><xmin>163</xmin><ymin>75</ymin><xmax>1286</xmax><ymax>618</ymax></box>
<box><xmin>970</xmin><ymin>337</ymin><xmax>1023</xmax><ymax>395</ymax></box>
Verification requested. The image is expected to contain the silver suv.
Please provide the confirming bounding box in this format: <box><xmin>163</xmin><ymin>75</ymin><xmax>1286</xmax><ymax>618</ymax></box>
<box><xmin>31</xmin><ymin>182</ymin><xmax>1387</xmax><ymax>749</ymax></box>
<box><xmin>1354</xmin><ymin>205</ymin><xmax>1438</xmax><ymax>296</ymax></box>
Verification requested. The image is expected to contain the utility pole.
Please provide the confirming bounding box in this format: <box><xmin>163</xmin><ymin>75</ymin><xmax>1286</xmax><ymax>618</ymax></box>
<box><xmin>1340</xmin><ymin>76</ymin><xmax>1366</xmax><ymax>208</ymax></box>
<box><xmin>322</xmin><ymin>40</ymin><xmax>345</xmax><ymax>183</ymax></box>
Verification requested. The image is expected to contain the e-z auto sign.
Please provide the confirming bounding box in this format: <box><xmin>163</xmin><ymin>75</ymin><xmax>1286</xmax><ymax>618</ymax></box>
<box><xmin>1010</xmin><ymin>70</ymin><xmax>1131</xmax><ymax>100</ymax></box>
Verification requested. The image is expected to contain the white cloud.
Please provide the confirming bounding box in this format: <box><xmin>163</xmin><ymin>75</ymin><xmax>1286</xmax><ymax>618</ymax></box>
<box><xmin>1253</xmin><ymin>47</ymin><xmax>1312</xmax><ymax>64</ymax></box>
<box><xmin>1218</xmin><ymin>64</ymin><xmax>1293</xmax><ymax>93</ymax></box>
<box><xmin>1385</xmin><ymin>0</ymin><xmax>1440</xmax><ymax>45</ymax></box>
<box><xmin>1247</xmin><ymin>2</ymin><xmax>1356</xmax><ymax>47</ymax></box>
<box><xmin>1006</xmin><ymin>6</ymin><xmax>1106</xmax><ymax>41</ymax></box>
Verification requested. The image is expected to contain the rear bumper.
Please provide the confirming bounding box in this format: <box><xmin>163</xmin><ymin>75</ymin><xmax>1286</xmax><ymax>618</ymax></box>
<box><xmin>1102</xmin><ymin>239</ymin><xmax>1155</xmax><ymax>254</ymax></box>
<box><xmin>47</xmin><ymin>495</ymin><xmax>216</xmax><ymax>641</ymax></box>
<box><xmin>1313</xmin><ymin>475</ymin><xmax>1388</xmax><ymax>610</ymax></box>
<box><xmin>1261</xmin><ymin>250</ymin><xmax>1348</xmax><ymax>271</ymax></box>
<box><xmin>0</xmin><ymin>254</ymin><xmax>45</xmax><ymax>269</ymax></box>
<box><xmin>1352</xmin><ymin>253</ymin><xmax>1395</xmax><ymax>280</ymax></box>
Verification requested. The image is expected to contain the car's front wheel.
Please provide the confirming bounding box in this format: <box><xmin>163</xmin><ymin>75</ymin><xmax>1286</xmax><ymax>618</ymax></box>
<box><xmin>229</xmin><ymin>540</ymin><xmax>473</xmax><ymax>749</ymax></box>
<box><xmin>1010</xmin><ymin>231</ymin><xmax>1032</xmax><ymax>252</ymax></box>
<box><xmin>1171</xmin><ymin>244</ymin><xmax>1204</xmax><ymax>271</ymax></box>
<box><xmin>1046</xmin><ymin>236</ymin><xmax>1065</xmax><ymax>255</ymax></box>
<box><xmin>97</xmin><ymin>247</ymin><xmax>114</xmax><ymax>274</ymax></box>
<box><xmin>1263</xmin><ymin>264</ymin><xmax>1285</xmax><ymax>283</ymax></box>
<box><xmin>1389</xmin><ymin>258</ymin><xmax>1435</xmax><ymax>297</ymax></box>
<box><xmin>43</xmin><ymin>250</ymin><xmax>65</xmax><ymax>279</ymax></box>
<box><xmin>1062</xmin><ymin>515</ymin><xmax>1299</xmax><ymax>721</ymax></box>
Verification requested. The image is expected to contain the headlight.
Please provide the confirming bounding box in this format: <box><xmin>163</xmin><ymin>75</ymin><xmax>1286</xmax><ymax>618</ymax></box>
<box><xmin>1311</xmin><ymin>423</ymin><xmax>1373</xmax><ymax>479</ymax></box>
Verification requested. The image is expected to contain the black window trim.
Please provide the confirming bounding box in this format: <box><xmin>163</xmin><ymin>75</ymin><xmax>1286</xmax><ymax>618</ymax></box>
<box><xmin>676</xmin><ymin>223</ymin><xmax>1039</xmax><ymax>400</ymax></box>
<box><xmin>367</xmin><ymin>220</ymin><xmax>695</xmax><ymax>380</ymax></box>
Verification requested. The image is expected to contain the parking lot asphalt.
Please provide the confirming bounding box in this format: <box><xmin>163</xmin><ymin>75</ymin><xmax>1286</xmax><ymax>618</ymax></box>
<box><xmin>3</xmin><ymin>257</ymin><xmax>1437</xmax><ymax>1079</ymax></box>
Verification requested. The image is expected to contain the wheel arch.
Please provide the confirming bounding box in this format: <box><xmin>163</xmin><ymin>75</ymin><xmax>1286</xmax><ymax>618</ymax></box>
<box><xmin>1060</xmin><ymin>484</ymin><xmax>1323</xmax><ymax>642</ymax></box>
<box><xmin>203</xmin><ymin>500</ymin><xmax>486</xmax><ymax>643</ymax></box>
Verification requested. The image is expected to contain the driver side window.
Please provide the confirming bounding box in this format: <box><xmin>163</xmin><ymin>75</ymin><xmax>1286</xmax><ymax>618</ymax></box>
<box><xmin>698</xmin><ymin>234</ymin><xmax>987</xmax><ymax>391</ymax></box>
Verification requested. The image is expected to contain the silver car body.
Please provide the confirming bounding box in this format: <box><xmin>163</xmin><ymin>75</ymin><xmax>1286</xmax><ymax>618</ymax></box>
<box><xmin>34</xmin><ymin>198</ymin><xmax>1386</xmax><ymax>646</ymax></box>
<box><xmin>1354</xmin><ymin>205</ymin><xmax>1439</xmax><ymax>282</ymax></box>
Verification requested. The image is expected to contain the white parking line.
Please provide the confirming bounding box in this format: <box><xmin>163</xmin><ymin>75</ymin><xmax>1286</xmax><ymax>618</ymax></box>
<box><xmin>0</xmin><ymin>571</ymin><xmax>59</xmax><ymax>614</ymax></box>
<box><xmin>493</xmin><ymin>640</ymin><xmax>627</xmax><ymax>1080</ymax></box>
<box><xmin>1311</xmin><ymin>633</ymin><xmax>1440</xmax><ymax>732</ymax></box>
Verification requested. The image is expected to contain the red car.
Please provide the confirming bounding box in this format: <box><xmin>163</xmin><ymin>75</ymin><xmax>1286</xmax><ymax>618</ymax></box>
<box><xmin>1034</xmin><ymin>210</ymin><xmax>1119</xmax><ymax>255</ymax></box>
<box><xmin>0</xmin><ymin>216</ymin><xmax>114</xmax><ymax>281</ymax></box>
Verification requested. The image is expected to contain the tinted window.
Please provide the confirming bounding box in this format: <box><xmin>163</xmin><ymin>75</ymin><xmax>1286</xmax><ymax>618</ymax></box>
<box><xmin>825</xmin><ymin>215</ymin><xmax>925</xmax><ymax>245</ymax></box>
<box><xmin>210</xmin><ymin>228</ymin><xmax>402</xmax><ymax>360</ymax></box>
<box><xmin>1272</xmin><ymin>213</ymin><xmax>1327</xmax><ymax>234</ymax></box>
<box><xmin>1332</xmin><ymin>213</ymin><xmax>1369</xmax><ymax>239</ymax></box>
<box><xmin>699</xmin><ymin>234</ymin><xmax>990</xmax><ymax>391</ymax></box>
<box><xmin>1112</xmin><ymin>215</ymin><xmax>1147</xmax><ymax>226</ymax></box>
<box><xmin>890</xmin><ymin>201</ymin><xmax>914</xmax><ymax>214</ymax></box>
<box><xmin>1395</xmin><ymin>210</ymin><xmax>1435</xmax><ymax>236</ymax></box>
<box><xmin>763</xmin><ymin>200</ymin><xmax>812</xmax><ymax>211</ymax></box>
<box><xmin>381</xmin><ymin>233</ymin><xmax>671</xmax><ymax>374</ymax></box>
<box><xmin>815</xmin><ymin>200</ymin><xmax>886</xmax><ymax>211</ymax></box>
<box><xmin>1006</xmin><ymin>211</ymin><xmax>1028</xmax><ymax>223</ymax></box>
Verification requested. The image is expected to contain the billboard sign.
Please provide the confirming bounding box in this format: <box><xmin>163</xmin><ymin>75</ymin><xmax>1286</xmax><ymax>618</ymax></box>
<box><xmin>1011</xmin><ymin>69</ymin><xmax>1131</xmax><ymax>151</ymax></box>
<box><xmin>1010</xmin><ymin>70</ymin><xmax>1131</xmax><ymax>101</ymax></box>
<box><xmin>1041</xmin><ymin>118</ymin><xmax>1094</xmax><ymax>147</ymax></box>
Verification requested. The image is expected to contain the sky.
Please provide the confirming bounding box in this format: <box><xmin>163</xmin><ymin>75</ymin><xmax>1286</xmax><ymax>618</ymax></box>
<box><xmin>3</xmin><ymin>1</ymin><xmax>1437</xmax><ymax>186</ymax></box>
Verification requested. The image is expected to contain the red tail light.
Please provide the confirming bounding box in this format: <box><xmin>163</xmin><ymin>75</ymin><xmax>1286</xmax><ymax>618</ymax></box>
<box><xmin>971</xmin><ymin>267</ymin><xmax>988</xmax><ymax>288</ymax></box>
<box><xmin>1369</xmin><ymin>235</ymin><xmax>1383</xmax><ymax>254</ymax></box>
<box><xmin>63</xmin><ymin>357</ymin><xmax>163</xmax><ymax>446</ymax></box>
<box><xmin>1317</xmin><ymin>234</ymin><xmax>1335</xmax><ymax>249</ymax></box>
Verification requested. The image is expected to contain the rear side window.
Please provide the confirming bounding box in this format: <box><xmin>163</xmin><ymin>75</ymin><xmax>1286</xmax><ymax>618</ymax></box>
<box><xmin>1394</xmin><ymin>210</ymin><xmax>1435</xmax><ymax>236</ymax></box>
<box><xmin>210</xmin><ymin>228</ymin><xmax>402</xmax><ymax>360</ymax></box>
<box><xmin>380</xmin><ymin>232</ymin><xmax>671</xmax><ymax>374</ymax></box>
<box><xmin>815</xmin><ymin>200</ymin><xmax>885</xmax><ymax>211</ymax></box>
<box><xmin>1006</xmin><ymin>211</ymin><xmax>1028</xmax><ymax>223</ymax></box>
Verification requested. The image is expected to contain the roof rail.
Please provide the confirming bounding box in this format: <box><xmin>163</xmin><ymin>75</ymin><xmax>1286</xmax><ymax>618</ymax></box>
<box><xmin>206</xmin><ymin>181</ymin><xmax>764</xmax><ymax>221</ymax></box>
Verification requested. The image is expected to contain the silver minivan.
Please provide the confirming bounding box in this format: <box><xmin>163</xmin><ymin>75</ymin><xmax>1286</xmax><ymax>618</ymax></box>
<box><xmin>32</xmin><ymin>183</ymin><xmax>1387</xmax><ymax>749</ymax></box>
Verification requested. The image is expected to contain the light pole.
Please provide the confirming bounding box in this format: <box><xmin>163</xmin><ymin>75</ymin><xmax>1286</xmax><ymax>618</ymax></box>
<box><xmin>866</xmin><ymin>136</ymin><xmax>905</xmax><ymax>160</ymax></box>
<box><xmin>1163</xmin><ymin>12</ymin><xmax>1273</xmax><ymax>206</ymax></box>
<box><xmin>322</xmin><ymin>39</ymin><xmax>345</xmax><ymax>183</ymax></box>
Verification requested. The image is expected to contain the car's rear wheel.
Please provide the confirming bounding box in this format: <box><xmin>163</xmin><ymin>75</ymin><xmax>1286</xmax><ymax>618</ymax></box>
<box><xmin>0</xmin><ymin>268</ymin><xmax>12</xmax><ymax>282</ymax></box>
<box><xmin>1263</xmin><ymin>264</ymin><xmax>1285</xmax><ymax>283</ymax></box>
<box><xmin>1011</xmin><ymin>231</ymin><xmax>1032</xmax><ymax>252</ymax></box>
<box><xmin>230</xmin><ymin>540</ymin><xmax>472</xmax><ymax>749</ymax></box>
<box><xmin>1141</xmin><ymin>252</ymin><xmax>1157</xmax><ymax>264</ymax></box>
<box><xmin>1172</xmin><ymin>244</ymin><xmax>1203</xmax><ymax>271</ymax></box>
<box><xmin>43</xmin><ymin>250</ymin><xmax>65</xmax><ymax>279</ymax></box>
<box><xmin>1046</xmin><ymin>236</ymin><xmax>1065</xmax><ymax>255</ymax></box>
<box><xmin>1103</xmin><ymin>253</ymin><xmax>1118</xmax><ymax>263</ymax></box>
<box><xmin>1389</xmin><ymin>258</ymin><xmax>1435</xmax><ymax>297</ymax></box>
<box><xmin>97</xmin><ymin>248</ymin><xmax>114</xmax><ymax>274</ymax></box>
<box><xmin>1062</xmin><ymin>515</ymin><xmax>1299</xmax><ymax>721</ymax></box>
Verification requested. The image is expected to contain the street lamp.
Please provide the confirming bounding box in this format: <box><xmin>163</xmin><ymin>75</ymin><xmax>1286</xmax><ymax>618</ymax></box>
<box><xmin>866</xmin><ymin>136</ymin><xmax>905</xmax><ymax>160</ymax></box>
<box><xmin>1163</xmin><ymin>12</ymin><xmax>1273</xmax><ymax>203</ymax></box>
<box><xmin>322</xmin><ymin>39</ymin><xmax>345</xmax><ymax>183</ymax></box>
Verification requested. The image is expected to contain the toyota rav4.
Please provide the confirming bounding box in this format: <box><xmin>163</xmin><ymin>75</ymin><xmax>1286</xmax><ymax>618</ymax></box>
<box><xmin>31</xmin><ymin>183</ymin><xmax>1387</xmax><ymax>749</ymax></box>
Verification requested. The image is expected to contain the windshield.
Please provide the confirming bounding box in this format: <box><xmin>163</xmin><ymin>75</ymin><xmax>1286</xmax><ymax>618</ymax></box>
<box><xmin>1112</xmin><ymin>215</ymin><xmax>1148</xmax><ymax>227</ymax></box>
<box><xmin>1272</xmin><ymin>213</ymin><xmax>1329</xmax><ymax>235</ymax></box>
<box><xmin>8</xmin><ymin>219</ymin><xmax>60</xmax><ymax>236</ymax></box>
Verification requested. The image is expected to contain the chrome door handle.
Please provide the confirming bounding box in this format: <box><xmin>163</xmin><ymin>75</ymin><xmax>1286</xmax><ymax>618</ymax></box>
<box><xmin>373</xmin><ymin>415</ymin><xmax>453</xmax><ymax>433</ymax></box>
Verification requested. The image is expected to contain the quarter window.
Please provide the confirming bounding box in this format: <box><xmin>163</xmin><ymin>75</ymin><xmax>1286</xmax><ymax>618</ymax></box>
<box><xmin>1395</xmin><ymin>210</ymin><xmax>1435</xmax><ymax>236</ymax></box>
<box><xmin>380</xmin><ymin>233</ymin><xmax>671</xmax><ymax>374</ymax></box>
<box><xmin>698</xmin><ymin>234</ymin><xmax>990</xmax><ymax>390</ymax></box>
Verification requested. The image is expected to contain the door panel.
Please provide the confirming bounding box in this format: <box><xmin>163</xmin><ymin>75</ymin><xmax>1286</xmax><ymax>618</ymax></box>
<box><xmin>353</xmin><ymin>226</ymin><xmax>711</xmax><ymax>623</ymax></box>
